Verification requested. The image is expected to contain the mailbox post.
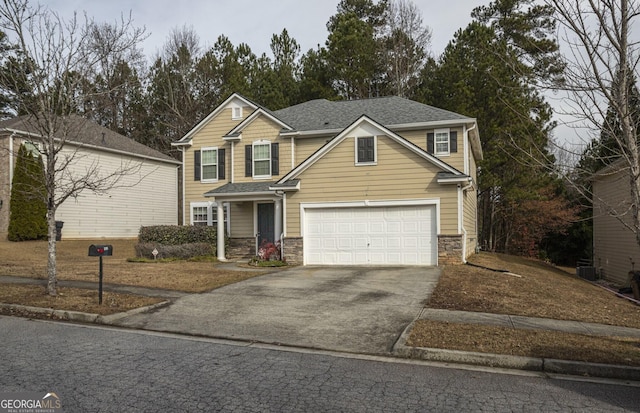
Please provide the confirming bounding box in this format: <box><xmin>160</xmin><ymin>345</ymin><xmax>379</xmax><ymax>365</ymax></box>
<box><xmin>88</xmin><ymin>244</ymin><xmax>113</xmax><ymax>304</ymax></box>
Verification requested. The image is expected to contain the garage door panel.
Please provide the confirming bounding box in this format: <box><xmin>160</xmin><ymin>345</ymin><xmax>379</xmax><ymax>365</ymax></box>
<box><xmin>305</xmin><ymin>205</ymin><xmax>437</xmax><ymax>266</ymax></box>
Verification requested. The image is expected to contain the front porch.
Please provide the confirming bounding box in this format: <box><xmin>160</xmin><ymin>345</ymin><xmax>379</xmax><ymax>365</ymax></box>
<box><xmin>203</xmin><ymin>181</ymin><xmax>299</xmax><ymax>262</ymax></box>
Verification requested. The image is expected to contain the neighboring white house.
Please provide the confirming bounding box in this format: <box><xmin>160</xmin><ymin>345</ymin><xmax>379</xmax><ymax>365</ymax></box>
<box><xmin>0</xmin><ymin>115</ymin><xmax>180</xmax><ymax>239</ymax></box>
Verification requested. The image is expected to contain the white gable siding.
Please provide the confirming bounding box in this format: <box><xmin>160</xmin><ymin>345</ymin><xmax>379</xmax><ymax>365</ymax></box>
<box><xmin>55</xmin><ymin>145</ymin><xmax>178</xmax><ymax>239</ymax></box>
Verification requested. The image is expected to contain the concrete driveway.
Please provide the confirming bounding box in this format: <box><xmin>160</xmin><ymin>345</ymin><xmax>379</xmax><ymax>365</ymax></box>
<box><xmin>113</xmin><ymin>266</ymin><xmax>441</xmax><ymax>354</ymax></box>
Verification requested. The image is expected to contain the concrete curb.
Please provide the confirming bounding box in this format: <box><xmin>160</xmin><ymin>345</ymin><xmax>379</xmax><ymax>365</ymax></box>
<box><xmin>393</xmin><ymin>320</ymin><xmax>640</xmax><ymax>381</ymax></box>
<box><xmin>0</xmin><ymin>301</ymin><xmax>171</xmax><ymax>324</ymax></box>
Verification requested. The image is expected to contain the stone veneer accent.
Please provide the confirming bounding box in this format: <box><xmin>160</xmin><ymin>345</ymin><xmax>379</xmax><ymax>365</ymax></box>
<box><xmin>438</xmin><ymin>234</ymin><xmax>464</xmax><ymax>265</ymax></box>
<box><xmin>283</xmin><ymin>237</ymin><xmax>303</xmax><ymax>264</ymax></box>
<box><xmin>227</xmin><ymin>237</ymin><xmax>256</xmax><ymax>259</ymax></box>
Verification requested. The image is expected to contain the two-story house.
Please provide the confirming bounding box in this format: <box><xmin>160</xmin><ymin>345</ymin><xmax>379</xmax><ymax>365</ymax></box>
<box><xmin>172</xmin><ymin>93</ymin><xmax>482</xmax><ymax>266</ymax></box>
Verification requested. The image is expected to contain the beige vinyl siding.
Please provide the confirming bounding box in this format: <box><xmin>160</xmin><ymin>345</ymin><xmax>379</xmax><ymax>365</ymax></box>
<box><xmin>184</xmin><ymin>108</ymin><xmax>241</xmax><ymax>206</ymax></box>
<box><xmin>285</xmin><ymin>134</ymin><xmax>459</xmax><ymax>236</ymax></box>
<box><xmin>295</xmin><ymin>136</ymin><xmax>333</xmax><ymax>165</ymax></box>
<box><xmin>463</xmin><ymin>187</ymin><xmax>478</xmax><ymax>257</ymax></box>
<box><xmin>464</xmin><ymin>142</ymin><xmax>479</xmax><ymax>257</ymax></box>
<box><xmin>593</xmin><ymin>169</ymin><xmax>640</xmax><ymax>286</ymax></box>
<box><xmin>229</xmin><ymin>201</ymin><xmax>254</xmax><ymax>237</ymax></box>
<box><xmin>55</xmin><ymin>145</ymin><xmax>178</xmax><ymax>238</ymax></box>
<box><xmin>400</xmin><ymin>127</ymin><xmax>465</xmax><ymax>172</ymax></box>
<box><xmin>235</xmin><ymin>117</ymin><xmax>292</xmax><ymax>183</ymax></box>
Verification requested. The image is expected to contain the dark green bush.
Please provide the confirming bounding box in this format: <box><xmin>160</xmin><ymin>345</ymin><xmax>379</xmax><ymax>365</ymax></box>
<box><xmin>135</xmin><ymin>242</ymin><xmax>214</xmax><ymax>259</ymax></box>
<box><xmin>138</xmin><ymin>225</ymin><xmax>217</xmax><ymax>245</ymax></box>
<box><xmin>8</xmin><ymin>144</ymin><xmax>47</xmax><ymax>241</ymax></box>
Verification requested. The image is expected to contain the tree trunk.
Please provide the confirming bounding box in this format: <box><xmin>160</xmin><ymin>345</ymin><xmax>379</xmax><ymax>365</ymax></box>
<box><xmin>46</xmin><ymin>212</ymin><xmax>57</xmax><ymax>296</ymax></box>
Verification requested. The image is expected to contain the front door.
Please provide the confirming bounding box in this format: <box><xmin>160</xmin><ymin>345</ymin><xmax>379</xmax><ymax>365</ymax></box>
<box><xmin>257</xmin><ymin>203</ymin><xmax>275</xmax><ymax>247</ymax></box>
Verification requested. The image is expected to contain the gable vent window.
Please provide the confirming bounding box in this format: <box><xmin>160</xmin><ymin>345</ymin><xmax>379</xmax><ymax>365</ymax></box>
<box><xmin>356</xmin><ymin>136</ymin><xmax>376</xmax><ymax>164</ymax></box>
<box><xmin>427</xmin><ymin>129</ymin><xmax>457</xmax><ymax>156</ymax></box>
<box><xmin>232</xmin><ymin>106</ymin><xmax>243</xmax><ymax>120</ymax></box>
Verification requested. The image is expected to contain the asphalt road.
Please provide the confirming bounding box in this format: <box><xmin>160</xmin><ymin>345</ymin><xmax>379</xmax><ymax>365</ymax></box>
<box><xmin>1</xmin><ymin>316</ymin><xmax>639</xmax><ymax>413</ymax></box>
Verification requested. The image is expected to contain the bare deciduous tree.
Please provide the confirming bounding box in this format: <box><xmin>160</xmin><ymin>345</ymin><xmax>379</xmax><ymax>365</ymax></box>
<box><xmin>549</xmin><ymin>0</ymin><xmax>640</xmax><ymax>246</ymax></box>
<box><xmin>0</xmin><ymin>0</ymin><xmax>147</xmax><ymax>295</ymax></box>
<box><xmin>383</xmin><ymin>0</ymin><xmax>432</xmax><ymax>97</ymax></box>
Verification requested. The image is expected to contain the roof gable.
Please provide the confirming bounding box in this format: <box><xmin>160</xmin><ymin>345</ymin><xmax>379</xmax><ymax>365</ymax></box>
<box><xmin>277</xmin><ymin>115</ymin><xmax>463</xmax><ymax>183</ymax></box>
<box><xmin>173</xmin><ymin>93</ymin><xmax>258</xmax><ymax>145</ymax></box>
<box><xmin>225</xmin><ymin>107</ymin><xmax>294</xmax><ymax>137</ymax></box>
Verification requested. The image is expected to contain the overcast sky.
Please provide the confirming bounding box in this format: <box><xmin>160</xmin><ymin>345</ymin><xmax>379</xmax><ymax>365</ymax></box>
<box><xmin>47</xmin><ymin>0</ymin><xmax>480</xmax><ymax>60</ymax></box>
<box><xmin>43</xmin><ymin>0</ymin><xmax>585</xmax><ymax>148</ymax></box>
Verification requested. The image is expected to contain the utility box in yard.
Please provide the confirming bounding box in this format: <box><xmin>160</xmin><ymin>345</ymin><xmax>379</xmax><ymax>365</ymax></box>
<box><xmin>577</xmin><ymin>266</ymin><xmax>597</xmax><ymax>281</ymax></box>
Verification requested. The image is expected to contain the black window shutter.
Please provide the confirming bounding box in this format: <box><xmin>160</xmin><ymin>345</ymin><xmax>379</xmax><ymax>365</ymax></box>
<box><xmin>357</xmin><ymin>137</ymin><xmax>374</xmax><ymax>162</ymax></box>
<box><xmin>450</xmin><ymin>131</ymin><xmax>458</xmax><ymax>153</ymax></box>
<box><xmin>194</xmin><ymin>150</ymin><xmax>201</xmax><ymax>181</ymax></box>
<box><xmin>427</xmin><ymin>133</ymin><xmax>434</xmax><ymax>154</ymax></box>
<box><xmin>271</xmin><ymin>143</ymin><xmax>279</xmax><ymax>175</ymax></box>
<box><xmin>357</xmin><ymin>138</ymin><xmax>366</xmax><ymax>161</ymax></box>
<box><xmin>245</xmin><ymin>145</ymin><xmax>252</xmax><ymax>177</ymax></box>
<box><xmin>365</xmin><ymin>137</ymin><xmax>374</xmax><ymax>161</ymax></box>
<box><xmin>218</xmin><ymin>148</ymin><xmax>225</xmax><ymax>179</ymax></box>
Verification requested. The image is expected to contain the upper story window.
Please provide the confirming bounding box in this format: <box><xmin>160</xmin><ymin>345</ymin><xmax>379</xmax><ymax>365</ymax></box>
<box><xmin>435</xmin><ymin>129</ymin><xmax>450</xmax><ymax>156</ymax></box>
<box><xmin>232</xmin><ymin>106</ymin><xmax>243</xmax><ymax>120</ymax></box>
<box><xmin>356</xmin><ymin>136</ymin><xmax>376</xmax><ymax>164</ymax></box>
<box><xmin>245</xmin><ymin>141</ymin><xmax>279</xmax><ymax>178</ymax></box>
<box><xmin>427</xmin><ymin>129</ymin><xmax>458</xmax><ymax>157</ymax></box>
<box><xmin>194</xmin><ymin>147</ymin><xmax>225</xmax><ymax>182</ymax></box>
<box><xmin>253</xmin><ymin>142</ymin><xmax>271</xmax><ymax>177</ymax></box>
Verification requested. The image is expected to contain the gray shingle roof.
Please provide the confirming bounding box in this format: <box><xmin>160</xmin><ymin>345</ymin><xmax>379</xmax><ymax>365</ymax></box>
<box><xmin>0</xmin><ymin>115</ymin><xmax>178</xmax><ymax>164</ymax></box>
<box><xmin>204</xmin><ymin>181</ymin><xmax>277</xmax><ymax>196</ymax></box>
<box><xmin>273</xmin><ymin>96</ymin><xmax>472</xmax><ymax>132</ymax></box>
<box><xmin>204</xmin><ymin>179</ymin><xmax>301</xmax><ymax>197</ymax></box>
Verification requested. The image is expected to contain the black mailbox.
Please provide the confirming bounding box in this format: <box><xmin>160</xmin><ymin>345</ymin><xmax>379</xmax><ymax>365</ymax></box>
<box><xmin>88</xmin><ymin>244</ymin><xmax>113</xmax><ymax>257</ymax></box>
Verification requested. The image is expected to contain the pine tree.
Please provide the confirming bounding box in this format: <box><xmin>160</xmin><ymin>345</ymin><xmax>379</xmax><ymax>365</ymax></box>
<box><xmin>8</xmin><ymin>144</ymin><xmax>47</xmax><ymax>241</ymax></box>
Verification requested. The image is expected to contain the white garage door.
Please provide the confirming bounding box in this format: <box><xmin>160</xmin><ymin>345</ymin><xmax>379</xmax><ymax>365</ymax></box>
<box><xmin>304</xmin><ymin>205</ymin><xmax>437</xmax><ymax>265</ymax></box>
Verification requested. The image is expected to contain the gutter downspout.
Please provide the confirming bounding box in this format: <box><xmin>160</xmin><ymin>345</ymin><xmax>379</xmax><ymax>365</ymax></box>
<box><xmin>180</xmin><ymin>146</ymin><xmax>187</xmax><ymax>225</ymax></box>
<box><xmin>274</xmin><ymin>190</ymin><xmax>285</xmax><ymax>260</ymax></box>
<box><xmin>8</xmin><ymin>132</ymin><xmax>15</xmax><ymax>192</ymax></box>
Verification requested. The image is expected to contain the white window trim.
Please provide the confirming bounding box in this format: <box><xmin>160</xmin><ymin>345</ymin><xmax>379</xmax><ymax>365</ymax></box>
<box><xmin>253</xmin><ymin>140</ymin><xmax>272</xmax><ymax>179</ymax></box>
<box><xmin>190</xmin><ymin>202</ymin><xmax>212</xmax><ymax>226</ymax></box>
<box><xmin>190</xmin><ymin>201</ymin><xmax>228</xmax><ymax>228</ymax></box>
<box><xmin>232</xmin><ymin>106</ymin><xmax>243</xmax><ymax>120</ymax></box>
<box><xmin>434</xmin><ymin>128</ymin><xmax>450</xmax><ymax>156</ymax></box>
<box><xmin>201</xmin><ymin>146</ymin><xmax>219</xmax><ymax>183</ymax></box>
<box><xmin>355</xmin><ymin>136</ymin><xmax>377</xmax><ymax>166</ymax></box>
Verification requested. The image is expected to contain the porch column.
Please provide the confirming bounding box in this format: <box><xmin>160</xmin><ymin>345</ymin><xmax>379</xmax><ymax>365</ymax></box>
<box><xmin>274</xmin><ymin>198</ymin><xmax>283</xmax><ymax>244</ymax></box>
<box><xmin>216</xmin><ymin>202</ymin><xmax>226</xmax><ymax>261</ymax></box>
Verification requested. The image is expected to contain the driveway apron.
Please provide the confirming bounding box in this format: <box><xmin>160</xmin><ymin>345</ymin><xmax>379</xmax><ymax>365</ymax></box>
<box><xmin>113</xmin><ymin>266</ymin><xmax>441</xmax><ymax>354</ymax></box>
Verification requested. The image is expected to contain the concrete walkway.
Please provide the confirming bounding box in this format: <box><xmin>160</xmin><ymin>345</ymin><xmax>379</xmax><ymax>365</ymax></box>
<box><xmin>0</xmin><ymin>275</ymin><xmax>189</xmax><ymax>299</ymax></box>
<box><xmin>417</xmin><ymin>308</ymin><xmax>640</xmax><ymax>338</ymax></box>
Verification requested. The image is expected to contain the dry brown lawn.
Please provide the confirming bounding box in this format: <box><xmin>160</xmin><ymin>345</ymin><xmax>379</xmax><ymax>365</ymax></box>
<box><xmin>0</xmin><ymin>238</ymin><xmax>269</xmax><ymax>315</ymax></box>
<box><xmin>408</xmin><ymin>320</ymin><xmax>640</xmax><ymax>367</ymax></box>
<box><xmin>0</xmin><ymin>284</ymin><xmax>163</xmax><ymax>315</ymax></box>
<box><xmin>0</xmin><ymin>238</ymin><xmax>265</xmax><ymax>292</ymax></box>
<box><xmin>408</xmin><ymin>252</ymin><xmax>640</xmax><ymax>366</ymax></box>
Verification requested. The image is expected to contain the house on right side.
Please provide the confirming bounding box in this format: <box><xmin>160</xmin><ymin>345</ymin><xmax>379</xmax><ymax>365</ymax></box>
<box><xmin>592</xmin><ymin>163</ymin><xmax>640</xmax><ymax>286</ymax></box>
